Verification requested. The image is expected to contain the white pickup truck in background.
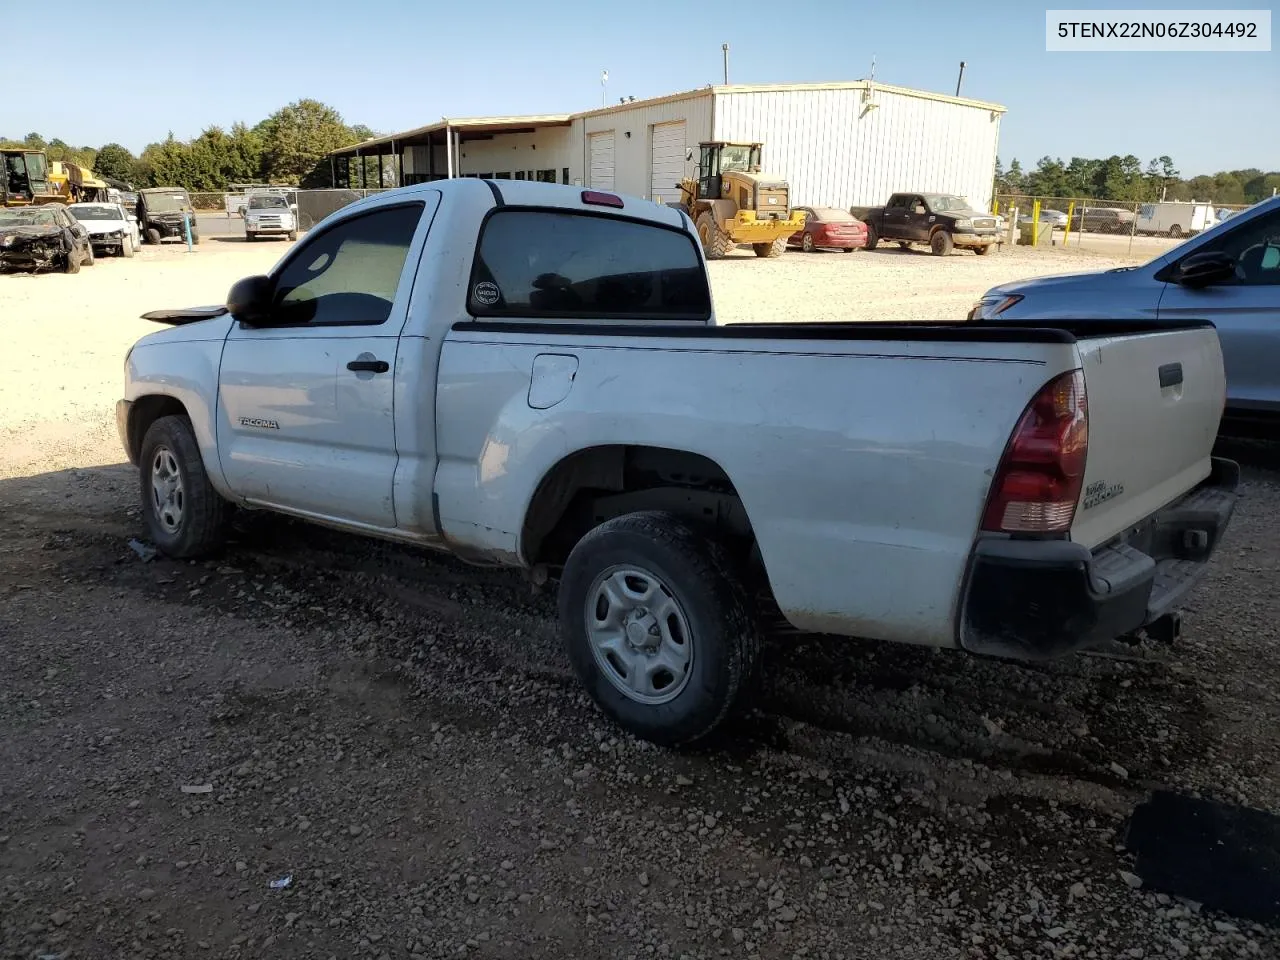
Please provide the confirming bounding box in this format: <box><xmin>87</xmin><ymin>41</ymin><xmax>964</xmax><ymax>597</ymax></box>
<box><xmin>117</xmin><ymin>179</ymin><xmax>1239</xmax><ymax>745</ymax></box>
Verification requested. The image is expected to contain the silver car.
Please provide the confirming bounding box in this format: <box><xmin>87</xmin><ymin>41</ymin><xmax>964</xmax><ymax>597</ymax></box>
<box><xmin>969</xmin><ymin>195</ymin><xmax>1280</xmax><ymax>429</ymax></box>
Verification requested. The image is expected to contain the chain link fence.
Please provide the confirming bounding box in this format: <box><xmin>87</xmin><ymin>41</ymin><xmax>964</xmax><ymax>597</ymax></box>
<box><xmin>190</xmin><ymin>188</ymin><xmax>400</xmax><ymax>237</ymax></box>
<box><xmin>992</xmin><ymin>194</ymin><xmax>1253</xmax><ymax>256</ymax></box>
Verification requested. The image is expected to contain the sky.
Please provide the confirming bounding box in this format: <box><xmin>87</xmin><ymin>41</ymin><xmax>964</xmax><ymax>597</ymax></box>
<box><xmin>6</xmin><ymin>0</ymin><xmax>1276</xmax><ymax>177</ymax></box>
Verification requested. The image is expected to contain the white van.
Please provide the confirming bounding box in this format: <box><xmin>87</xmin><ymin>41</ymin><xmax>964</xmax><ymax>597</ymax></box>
<box><xmin>1137</xmin><ymin>202</ymin><xmax>1218</xmax><ymax>238</ymax></box>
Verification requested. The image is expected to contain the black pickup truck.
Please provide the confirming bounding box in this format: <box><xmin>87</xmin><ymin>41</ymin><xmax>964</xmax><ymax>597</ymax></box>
<box><xmin>850</xmin><ymin>192</ymin><xmax>1002</xmax><ymax>256</ymax></box>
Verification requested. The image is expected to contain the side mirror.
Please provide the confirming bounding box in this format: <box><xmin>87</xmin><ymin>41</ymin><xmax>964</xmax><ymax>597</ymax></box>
<box><xmin>1176</xmin><ymin>250</ymin><xmax>1236</xmax><ymax>288</ymax></box>
<box><xmin>227</xmin><ymin>274</ymin><xmax>274</xmax><ymax>326</ymax></box>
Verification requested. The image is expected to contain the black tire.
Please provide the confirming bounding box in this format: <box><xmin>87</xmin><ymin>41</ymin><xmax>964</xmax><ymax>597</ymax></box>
<box><xmin>288</xmin><ymin>230</ymin><xmax>298</xmax><ymax>242</ymax></box>
<box><xmin>897</xmin><ymin>241</ymin><xmax>911</xmax><ymax>250</ymax></box>
<box><xmin>245</xmin><ymin>231</ymin><xmax>255</xmax><ymax>242</ymax></box>
<box><xmin>558</xmin><ymin>511</ymin><xmax>763</xmax><ymax>747</ymax></box>
<box><xmin>145</xmin><ymin>227</ymin><xmax>161</xmax><ymax>245</ymax></box>
<box><xmin>801</xmin><ymin>232</ymin><xmax>816</xmax><ymax>253</ymax></box>
<box><xmin>190</xmin><ymin>230</ymin><xmax>200</xmax><ymax>245</ymax></box>
<box><xmin>63</xmin><ymin>248</ymin><xmax>81</xmax><ymax>274</ymax></box>
<box><xmin>696</xmin><ymin>212</ymin><xmax>734</xmax><ymax>260</ymax></box>
<box><xmin>121</xmin><ymin>235</ymin><xmax>135</xmax><ymax>258</ymax></box>
<box><xmin>930</xmin><ymin>230</ymin><xmax>954</xmax><ymax>256</ymax></box>
<box><xmin>752</xmin><ymin>238</ymin><xmax>785</xmax><ymax>258</ymax></box>
<box><xmin>1168</xmin><ymin>224</ymin><xmax>1183</xmax><ymax>239</ymax></box>
<box><xmin>864</xmin><ymin>224</ymin><xmax>879</xmax><ymax>250</ymax></box>
<box><xmin>138</xmin><ymin>415</ymin><xmax>228</xmax><ymax>559</ymax></box>
<box><xmin>83</xmin><ymin>244</ymin><xmax>95</xmax><ymax>266</ymax></box>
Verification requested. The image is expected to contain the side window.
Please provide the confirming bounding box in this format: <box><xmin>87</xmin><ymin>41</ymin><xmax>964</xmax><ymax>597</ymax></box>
<box><xmin>1195</xmin><ymin>209</ymin><xmax>1280</xmax><ymax>286</ymax></box>
<box><xmin>272</xmin><ymin>202</ymin><xmax>423</xmax><ymax>326</ymax></box>
<box><xmin>887</xmin><ymin>195</ymin><xmax>905</xmax><ymax>210</ymax></box>
<box><xmin>468</xmin><ymin>210</ymin><xmax>712</xmax><ymax>321</ymax></box>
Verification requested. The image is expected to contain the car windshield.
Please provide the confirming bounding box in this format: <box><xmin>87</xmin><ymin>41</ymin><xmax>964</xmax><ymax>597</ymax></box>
<box><xmin>249</xmin><ymin>195</ymin><xmax>288</xmax><ymax>209</ymax></box>
<box><xmin>69</xmin><ymin>205</ymin><xmax>120</xmax><ymax>221</ymax></box>
<box><xmin>925</xmin><ymin>195</ymin><xmax>972</xmax><ymax>212</ymax></box>
<box><xmin>0</xmin><ymin>207</ymin><xmax>56</xmax><ymax>226</ymax></box>
<box><xmin>144</xmin><ymin>192</ymin><xmax>192</xmax><ymax>213</ymax></box>
<box><xmin>719</xmin><ymin>145</ymin><xmax>756</xmax><ymax>173</ymax></box>
<box><xmin>812</xmin><ymin>207</ymin><xmax>855</xmax><ymax>222</ymax></box>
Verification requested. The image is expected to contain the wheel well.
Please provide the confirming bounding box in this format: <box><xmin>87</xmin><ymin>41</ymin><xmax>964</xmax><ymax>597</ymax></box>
<box><xmin>521</xmin><ymin>445</ymin><xmax>757</xmax><ymax>569</ymax></box>
<box><xmin>127</xmin><ymin>395</ymin><xmax>189</xmax><ymax>463</ymax></box>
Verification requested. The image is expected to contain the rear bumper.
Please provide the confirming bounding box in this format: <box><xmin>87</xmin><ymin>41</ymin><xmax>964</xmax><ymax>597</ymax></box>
<box><xmin>959</xmin><ymin>456</ymin><xmax>1239</xmax><ymax>660</ymax></box>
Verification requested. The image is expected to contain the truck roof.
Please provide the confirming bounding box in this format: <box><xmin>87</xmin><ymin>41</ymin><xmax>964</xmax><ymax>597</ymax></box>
<box><xmin>341</xmin><ymin>177</ymin><xmax>690</xmax><ymax>233</ymax></box>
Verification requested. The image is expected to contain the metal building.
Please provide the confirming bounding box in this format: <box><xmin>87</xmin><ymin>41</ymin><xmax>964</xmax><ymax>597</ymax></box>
<box><xmin>327</xmin><ymin>81</ymin><xmax>1005</xmax><ymax>212</ymax></box>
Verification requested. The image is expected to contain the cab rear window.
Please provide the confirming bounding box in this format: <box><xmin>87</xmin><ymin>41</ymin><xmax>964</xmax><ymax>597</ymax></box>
<box><xmin>468</xmin><ymin>209</ymin><xmax>711</xmax><ymax>321</ymax></box>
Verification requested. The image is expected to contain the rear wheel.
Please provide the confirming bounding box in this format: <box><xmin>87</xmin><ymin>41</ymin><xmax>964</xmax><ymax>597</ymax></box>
<box><xmin>753</xmin><ymin>237</ymin><xmax>786</xmax><ymax>258</ymax></box>
<box><xmin>558</xmin><ymin>511</ymin><xmax>763</xmax><ymax>746</ymax></box>
<box><xmin>864</xmin><ymin>224</ymin><xmax>879</xmax><ymax>250</ymax></box>
<box><xmin>696</xmin><ymin>212</ymin><xmax>734</xmax><ymax>260</ymax></box>
<box><xmin>801</xmin><ymin>232</ymin><xmax>816</xmax><ymax>253</ymax></box>
<box><xmin>138</xmin><ymin>415</ymin><xmax>228</xmax><ymax>559</ymax></box>
<box><xmin>930</xmin><ymin>230</ymin><xmax>954</xmax><ymax>256</ymax></box>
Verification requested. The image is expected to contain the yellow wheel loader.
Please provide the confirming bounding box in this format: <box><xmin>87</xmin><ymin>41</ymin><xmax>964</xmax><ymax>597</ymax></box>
<box><xmin>2</xmin><ymin>149</ymin><xmax>60</xmax><ymax>207</ymax></box>
<box><xmin>672</xmin><ymin>142</ymin><xmax>805</xmax><ymax>259</ymax></box>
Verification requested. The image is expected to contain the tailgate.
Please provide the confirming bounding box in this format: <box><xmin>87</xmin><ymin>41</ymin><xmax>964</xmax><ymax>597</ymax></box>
<box><xmin>1071</xmin><ymin>325</ymin><xmax>1225</xmax><ymax>549</ymax></box>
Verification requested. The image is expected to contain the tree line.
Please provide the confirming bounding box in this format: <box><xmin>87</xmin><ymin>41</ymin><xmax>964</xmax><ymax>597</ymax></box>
<box><xmin>1</xmin><ymin>99</ymin><xmax>377</xmax><ymax>193</ymax></box>
<box><xmin>997</xmin><ymin>154</ymin><xmax>1280</xmax><ymax>207</ymax></box>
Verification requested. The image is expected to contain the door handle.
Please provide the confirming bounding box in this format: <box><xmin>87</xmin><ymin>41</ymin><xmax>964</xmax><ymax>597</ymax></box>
<box><xmin>347</xmin><ymin>359</ymin><xmax>389</xmax><ymax>373</ymax></box>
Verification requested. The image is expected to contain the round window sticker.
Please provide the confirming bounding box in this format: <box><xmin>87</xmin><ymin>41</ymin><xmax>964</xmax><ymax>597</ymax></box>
<box><xmin>473</xmin><ymin>281</ymin><xmax>500</xmax><ymax>306</ymax></box>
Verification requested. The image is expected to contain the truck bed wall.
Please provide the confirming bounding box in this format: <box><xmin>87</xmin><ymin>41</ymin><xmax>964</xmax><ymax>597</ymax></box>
<box><xmin>433</xmin><ymin>324</ymin><xmax>1080</xmax><ymax>647</ymax></box>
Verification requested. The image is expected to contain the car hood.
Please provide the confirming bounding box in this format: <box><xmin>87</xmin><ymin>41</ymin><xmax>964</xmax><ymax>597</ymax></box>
<box><xmin>0</xmin><ymin>224</ymin><xmax>62</xmax><ymax>239</ymax></box>
<box><xmin>81</xmin><ymin>221</ymin><xmax>128</xmax><ymax>233</ymax></box>
<box><xmin>132</xmin><ymin>308</ymin><xmax>235</xmax><ymax>348</ymax></box>
<box><xmin>988</xmin><ymin>264</ymin><xmax>1154</xmax><ymax>296</ymax></box>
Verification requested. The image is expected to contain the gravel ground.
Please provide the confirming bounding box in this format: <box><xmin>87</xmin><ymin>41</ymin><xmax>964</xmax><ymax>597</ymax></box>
<box><xmin>2</xmin><ymin>238</ymin><xmax>1279</xmax><ymax>959</ymax></box>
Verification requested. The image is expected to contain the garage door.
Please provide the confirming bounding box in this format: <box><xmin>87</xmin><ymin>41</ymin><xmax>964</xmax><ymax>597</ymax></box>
<box><xmin>589</xmin><ymin>132</ymin><xmax>615</xmax><ymax>191</ymax></box>
<box><xmin>650</xmin><ymin>122</ymin><xmax>686</xmax><ymax>204</ymax></box>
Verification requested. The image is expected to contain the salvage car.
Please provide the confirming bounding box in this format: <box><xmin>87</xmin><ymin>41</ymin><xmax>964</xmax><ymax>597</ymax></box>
<box><xmin>136</xmin><ymin>187</ymin><xmax>199</xmax><ymax>245</ymax></box>
<box><xmin>851</xmin><ymin>192</ymin><xmax>1001</xmax><ymax>255</ymax></box>
<box><xmin>0</xmin><ymin>203</ymin><xmax>94</xmax><ymax>273</ymax></box>
<box><xmin>969</xmin><ymin>195</ymin><xmax>1280</xmax><ymax>436</ymax></box>
<box><xmin>117</xmin><ymin>178</ymin><xmax>1237</xmax><ymax>746</ymax></box>
<box><xmin>788</xmin><ymin>206</ymin><xmax>868</xmax><ymax>252</ymax></box>
<box><xmin>68</xmin><ymin>202</ymin><xmax>140</xmax><ymax>257</ymax></box>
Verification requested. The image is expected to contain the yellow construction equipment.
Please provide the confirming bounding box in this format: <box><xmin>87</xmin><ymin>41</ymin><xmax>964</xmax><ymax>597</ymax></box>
<box><xmin>47</xmin><ymin>161</ymin><xmax>110</xmax><ymax>203</ymax></box>
<box><xmin>2</xmin><ymin>149</ymin><xmax>60</xmax><ymax>206</ymax></box>
<box><xmin>673</xmin><ymin>141</ymin><xmax>805</xmax><ymax>259</ymax></box>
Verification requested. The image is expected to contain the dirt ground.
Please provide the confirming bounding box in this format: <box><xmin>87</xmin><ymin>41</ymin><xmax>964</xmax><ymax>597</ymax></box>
<box><xmin>2</xmin><ymin>237</ymin><xmax>1279</xmax><ymax>960</ymax></box>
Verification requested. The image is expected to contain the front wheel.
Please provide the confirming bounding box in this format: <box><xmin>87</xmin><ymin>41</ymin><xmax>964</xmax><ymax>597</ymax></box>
<box><xmin>288</xmin><ymin>229</ymin><xmax>298</xmax><ymax>241</ymax></box>
<box><xmin>558</xmin><ymin>512</ymin><xmax>762</xmax><ymax>747</ymax></box>
<box><xmin>930</xmin><ymin>230</ymin><xmax>954</xmax><ymax>256</ymax></box>
<box><xmin>145</xmin><ymin>227</ymin><xmax>161</xmax><ymax>245</ymax></box>
<box><xmin>696</xmin><ymin>212</ymin><xmax>734</xmax><ymax>260</ymax></box>
<box><xmin>121</xmin><ymin>235</ymin><xmax>135</xmax><ymax>257</ymax></box>
<box><xmin>63</xmin><ymin>248</ymin><xmax>81</xmax><ymax>274</ymax></box>
<box><xmin>138</xmin><ymin>415</ymin><xmax>228</xmax><ymax>559</ymax></box>
<box><xmin>83</xmin><ymin>244</ymin><xmax>95</xmax><ymax>266</ymax></box>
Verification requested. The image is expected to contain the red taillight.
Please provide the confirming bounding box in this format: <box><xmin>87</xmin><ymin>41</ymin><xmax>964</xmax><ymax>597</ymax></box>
<box><xmin>581</xmin><ymin>190</ymin><xmax>624</xmax><ymax>208</ymax></box>
<box><xmin>981</xmin><ymin>369</ymin><xmax>1089</xmax><ymax>535</ymax></box>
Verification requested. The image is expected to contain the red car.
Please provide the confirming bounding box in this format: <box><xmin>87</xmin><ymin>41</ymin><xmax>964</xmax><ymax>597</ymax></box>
<box><xmin>789</xmin><ymin>206</ymin><xmax>869</xmax><ymax>252</ymax></box>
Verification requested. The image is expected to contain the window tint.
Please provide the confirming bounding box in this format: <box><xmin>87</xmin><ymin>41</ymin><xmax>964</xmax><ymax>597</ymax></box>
<box><xmin>1196</xmin><ymin>208</ymin><xmax>1280</xmax><ymax>286</ymax></box>
<box><xmin>272</xmin><ymin>202</ymin><xmax>422</xmax><ymax>326</ymax></box>
<box><xmin>469</xmin><ymin>210</ymin><xmax>711</xmax><ymax>320</ymax></box>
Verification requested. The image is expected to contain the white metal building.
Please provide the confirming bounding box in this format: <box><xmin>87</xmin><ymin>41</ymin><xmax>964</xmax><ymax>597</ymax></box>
<box><xmin>328</xmin><ymin>81</ymin><xmax>1006</xmax><ymax>212</ymax></box>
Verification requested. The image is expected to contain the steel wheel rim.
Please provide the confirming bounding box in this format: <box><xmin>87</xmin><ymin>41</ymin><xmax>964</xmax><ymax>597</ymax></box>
<box><xmin>585</xmin><ymin>564</ymin><xmax>694</xmax><ymax>705</ymax></box>
<box><xmin>150</xmin><ymin>445</ymin><xmax>184</xmax><ymax>534</ymax></box>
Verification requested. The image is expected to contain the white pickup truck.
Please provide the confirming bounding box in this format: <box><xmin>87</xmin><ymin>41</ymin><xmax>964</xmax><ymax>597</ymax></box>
<box><xmin>117</xmin><ymin>178</ymin><xmax>1239</xmax><ymax>746</ymax></box>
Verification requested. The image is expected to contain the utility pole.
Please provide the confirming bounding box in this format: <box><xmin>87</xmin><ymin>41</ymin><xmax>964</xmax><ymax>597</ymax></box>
<box><xmin>955</xmin><ymin>61</ymin><xmax>966</xmax><ymax>97</ymax></box>
<box><xmin>601</xmin><ymin>69</ymin><xmax>608</xmax><ymax>107</ymax></box>
<box><xmin>722</xmin><ymin>43</ymin><xmax>729</xmax><ymax>84</ymax></box>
